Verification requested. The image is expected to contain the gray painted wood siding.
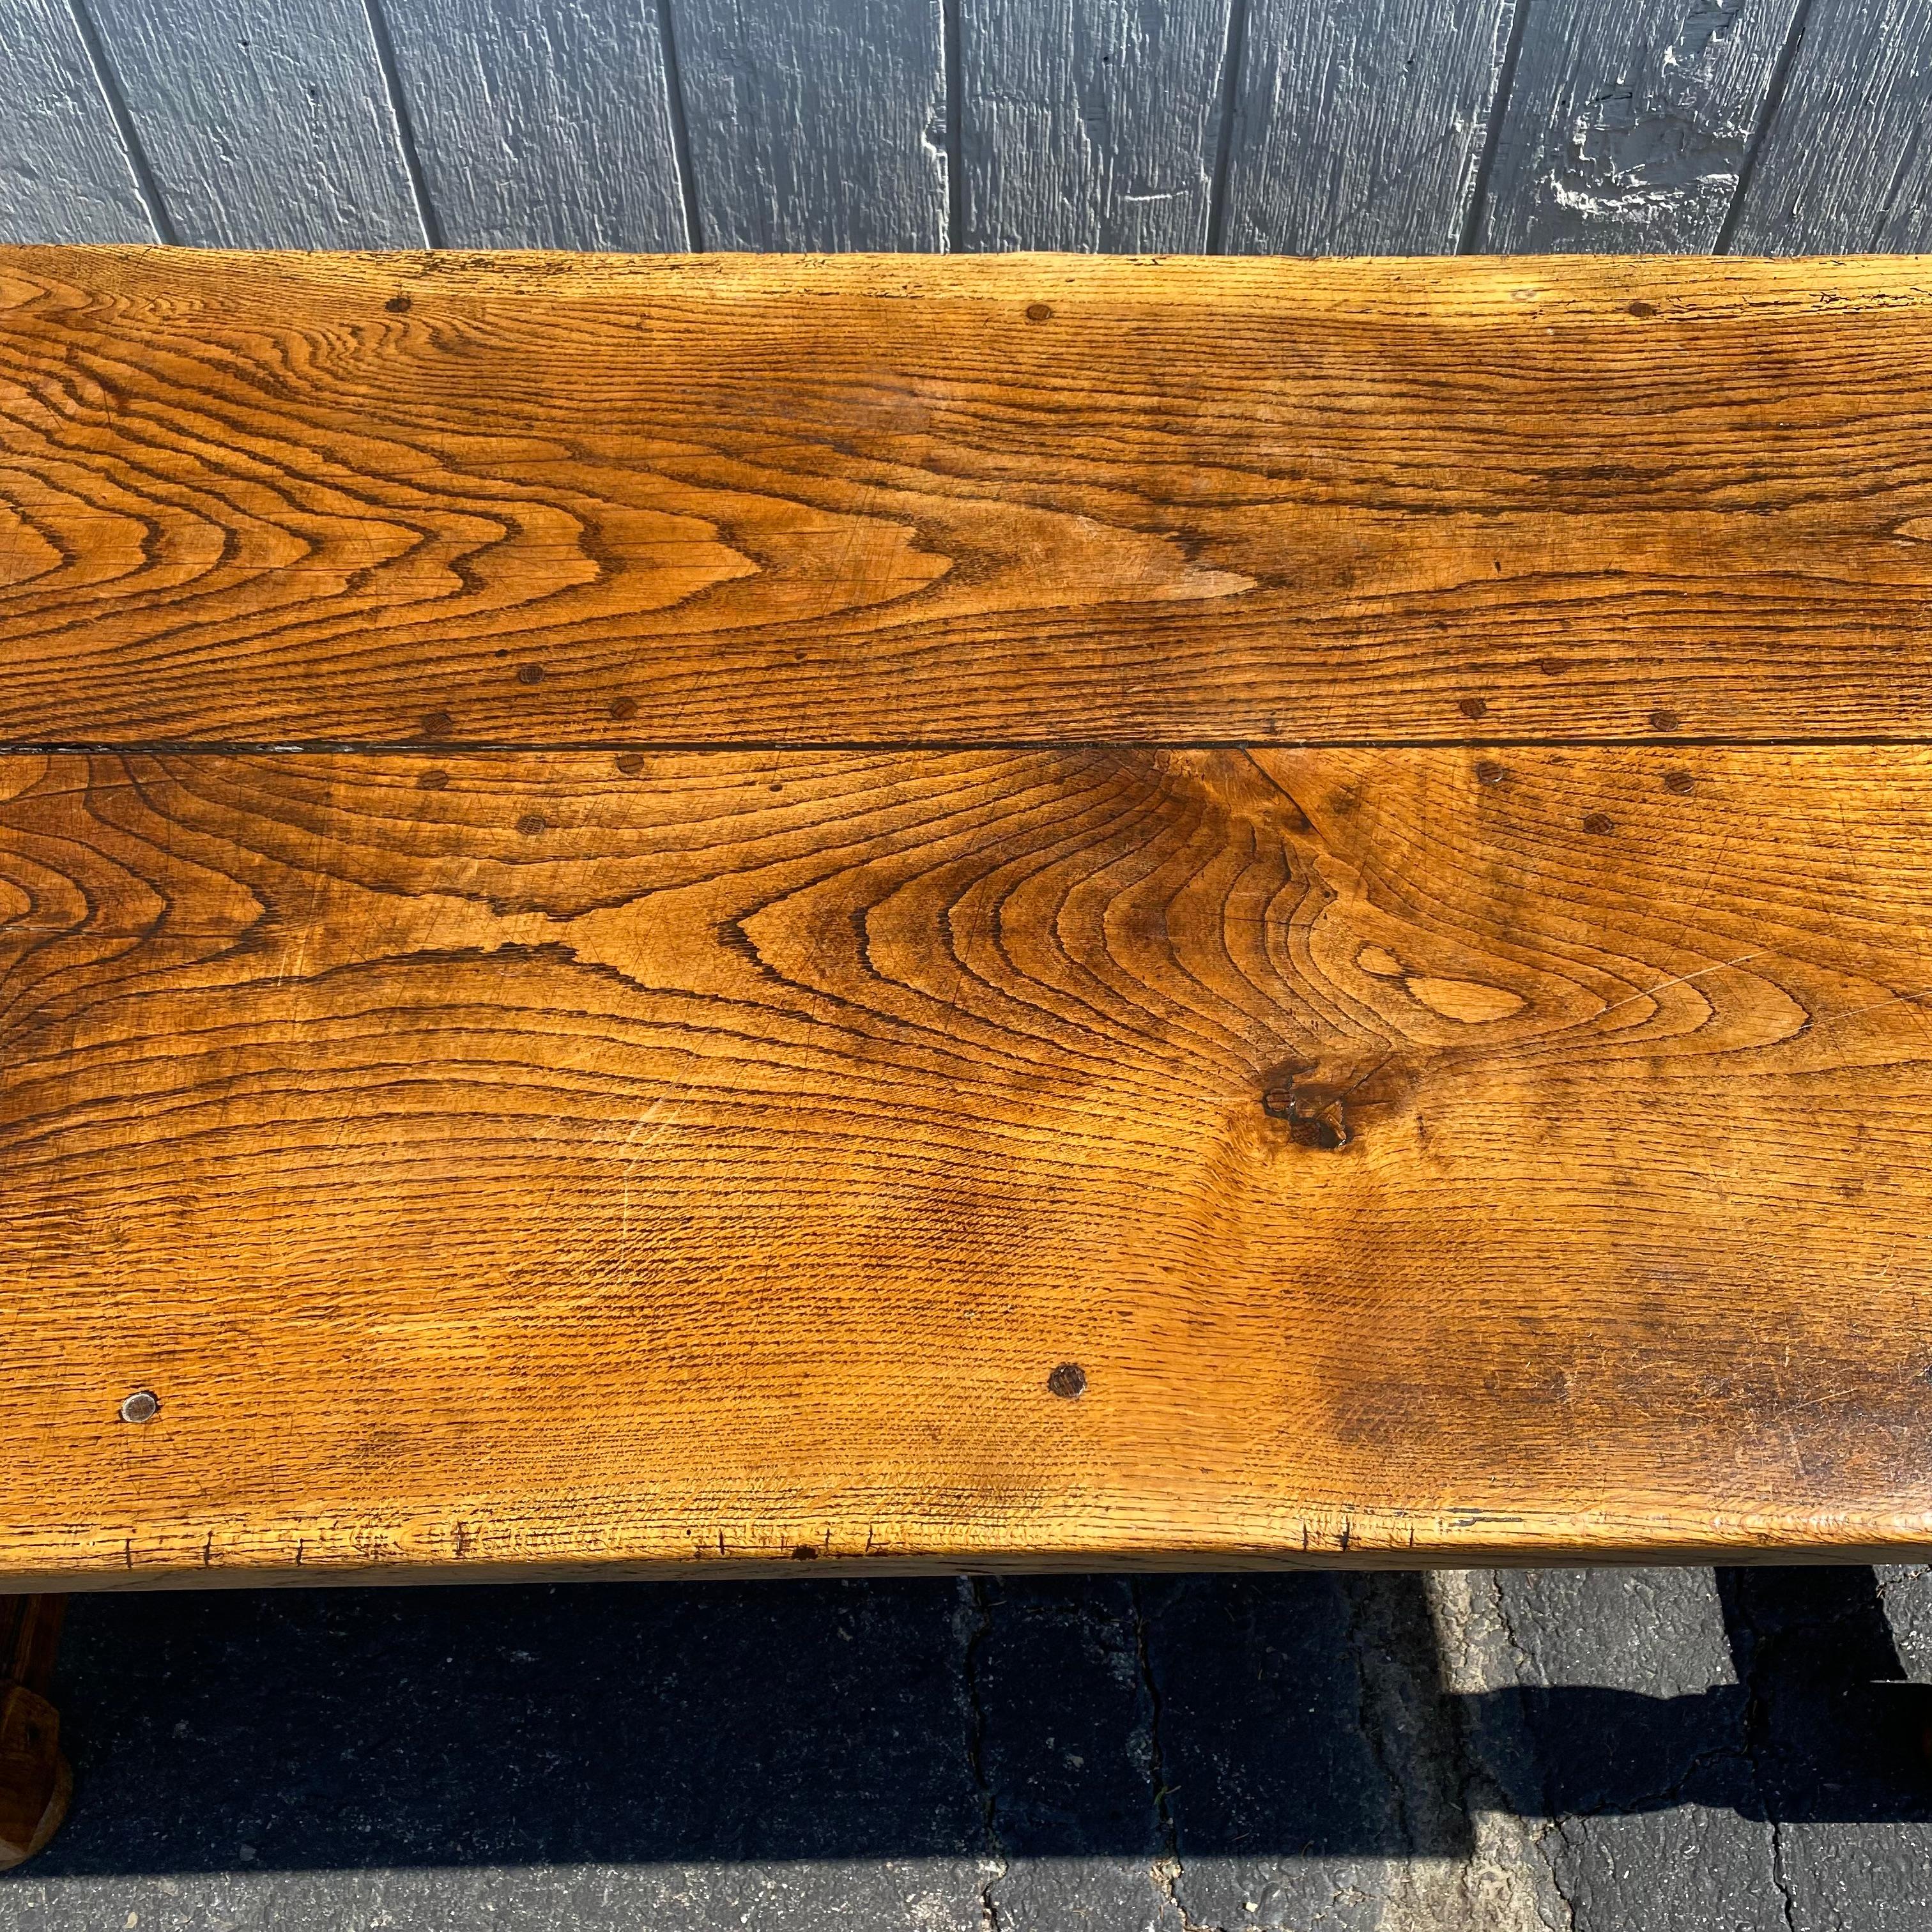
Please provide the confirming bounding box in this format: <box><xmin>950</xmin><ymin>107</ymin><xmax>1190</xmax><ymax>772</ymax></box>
<box><xmin>1471</xmin><ymin>0</ymin><xmax>1804</xmax><ymax>252</ymax></box>
<box><xmin>669</xmin><ymin>0</ymin><xmax>949</xmax><ymax>249</ymax></box>
<box><xmin>1728</xmin><ymin>0</ymin><xmax>1932</xmax><ymax>254</ymax></box>
<box><xmin>958</xmin><ymin>0</ymin><xmax>1230</xmax><ymax>252</ymax></box>
<box><xmin>0</xmin><ymin>0</ymin><xmax>1917</xmax><ymax>257</ymax></box>
<box><xmin>0</xmin><ymin>0</ymin><xmax>156</xmax><ymax>242</ymax></box>
<box><xmin>381</xmin><ymin>0</ymin><xmax>689</xmax><ymax>250</ymax></box>
<box><xmin>1220</xmin><ymin>0</ymin><xmax>1514</xmax><ymax>254</ymax></box>
<box><xmin>82</xmin><ymin>0</ymin><xmax>425</xmax><ymax>247</ymax></box>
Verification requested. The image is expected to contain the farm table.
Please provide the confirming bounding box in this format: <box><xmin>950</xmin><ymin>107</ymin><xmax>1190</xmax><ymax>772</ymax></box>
<box><xmin>4</xmin><ymin>247</ymin><xmax>1932</xmax><ymax>1860</ymax></box>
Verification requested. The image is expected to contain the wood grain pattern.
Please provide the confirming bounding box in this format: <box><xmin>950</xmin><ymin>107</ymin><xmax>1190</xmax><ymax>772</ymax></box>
<box><xmin>7</xmin><ymin>743</ymin><xmax>1932</xmax><ymax>1583</ymax></box>
<box><xmin>13</xmin><ymin>248</ymin><xmax>1932</xmax><ymax>744</ymax></box>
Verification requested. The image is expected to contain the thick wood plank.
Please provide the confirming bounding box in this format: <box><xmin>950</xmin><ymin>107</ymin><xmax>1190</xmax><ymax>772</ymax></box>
<box><xmin>5</xmin><ymin>744</ymin><xmax>1932</xmax><ymax>1583</ymax></box>
<box><xmin>958</xmin><ymin>0</ymin><xmax>1229</xmax><ymax>252</ymax></box>
<box><xmin>1728</xmin><ymin>0</ymin><xmax>1932</xmax><ymax>255</ymax></box>
<box><xmin>80</xmin><ymin>0</ymin><xmax>425</xmax><ymax>249</ymax></box>
<box><xmin>1473</xmin><ymin>0</ymin><xmax>1804</xmax><ymax>252</ymax></box>
<box><xmin>667</xmin><ymin>0</ymin><xmax>948</xmax><ymax>250</ymax></box>
<box><xmin>11</xmin><ymin>248</ymin><xmax>1932</xmax><ymax>746</ymax></box>
<box><xmin>1220</xmin><ymin>0</ymin><xmax>1512</xmax><ymax>255</ymax></box>
<box><xmin>380</xmin><ymin>0</ymin><xmax>690</xmax><ymax>251</ymax></box>
<box><xmin>0</xmin><ymin>3</ymin><xmax>157</xmax><ymax>245</ymax></box>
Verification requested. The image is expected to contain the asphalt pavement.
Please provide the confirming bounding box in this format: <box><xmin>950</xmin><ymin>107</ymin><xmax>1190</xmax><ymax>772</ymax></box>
<box><xmin>5</xmin><ymin>1563</ymin><xmax>1930</xmax><ymax>1929</ymax></box>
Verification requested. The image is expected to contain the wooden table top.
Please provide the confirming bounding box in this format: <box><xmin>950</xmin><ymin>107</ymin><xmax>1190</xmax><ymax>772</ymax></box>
<box><xmin>5</xmin><ymin>249</ymin><xmax>1932</xmax><ymax>1585</ymax></box>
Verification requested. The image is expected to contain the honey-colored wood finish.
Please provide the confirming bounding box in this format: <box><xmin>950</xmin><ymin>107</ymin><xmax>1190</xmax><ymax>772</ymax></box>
<box><xmin>6</xmin><ymin>249</ymin><xmax>1932</xmax><ymax>745</ymax></box>
<box><xmin>6</xmin><ymin>744</ymin><xmax>1932</xmax><ymax>1582</ymax></box>
<box><xmin>8</xmin><ymin>250</ymin><xmax>1932</xmax><ymax>1584</ymax></box>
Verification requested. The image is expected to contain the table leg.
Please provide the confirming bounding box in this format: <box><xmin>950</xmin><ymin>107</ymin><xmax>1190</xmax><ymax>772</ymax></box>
<box><xmin>0</xmin><ymin>1595</ymin><xmax>70</xmax><ymax>1869</ymax></box>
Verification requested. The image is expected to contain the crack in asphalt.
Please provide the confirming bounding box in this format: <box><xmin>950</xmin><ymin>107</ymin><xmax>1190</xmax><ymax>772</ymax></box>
<box><xmin>957</xmin><ymin>1576</ymin><xmax>1008</xmax><ymax>1931</ymax></box>
<box><xmin>1131</xmin><ymin>1581</ymin><xmax>1245</xmax><ymax>1931</ymax></box>
<box><xmin>1131</xmin><ymin>1579</ymin><xmax>1208</xmax><ymax>1931</ymax></box>
<box><xmin>1490</xmin><ymin>1577</ymin><xmax>1585</xmax><ymax>1931</ymax></box>
<box><xmin>1343</xmin><ymin>1575</ymin><xmax>1423</xmax><ymax>1857</ymax></box>
<box><xmin>1708</xmin><ymin>1582</ymin><xmax>1799</xmax><ymax>1932</ymax></box>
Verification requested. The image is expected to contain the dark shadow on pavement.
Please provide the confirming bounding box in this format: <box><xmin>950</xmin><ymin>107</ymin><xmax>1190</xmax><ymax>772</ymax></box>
<box><xmin>13</xmin><ymin>1565</ymin><xmax>1928</xmax><ymax>1876</ymax></box>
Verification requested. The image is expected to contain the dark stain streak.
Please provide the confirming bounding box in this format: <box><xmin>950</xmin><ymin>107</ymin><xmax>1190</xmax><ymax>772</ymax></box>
<box><xmin>1261</xmin><ymin>1063</ymin><xmax>1361</xmax><ymax>1150</ymax></box>
<box><xmin>714</xmin><ymin>917</ymin><xmax>765</xmax><ymax>970</ymax></box>
<box><xmin>1242</xmin><ymin>750</ymin><xmax>1315</xmax><ymax>832</ymax></box>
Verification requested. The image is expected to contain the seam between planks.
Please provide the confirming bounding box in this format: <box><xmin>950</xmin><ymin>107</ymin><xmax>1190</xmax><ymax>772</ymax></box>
<box><xmin>1203</xmin><ymin>0</ymin><xmax>1252</xmax><ymax>253</ymax></box>
<box><xmin>1456</xmin><ymin>0</ymin><xmax>1533</xmax><ymax>253</ymax></box>
<box><xmin>1715</xmin><ymin>0</ymin><xmax>1821</xmax><ymax>256</ymax></box>
<box><xmin>61</xmin><ymin>0</ymin><xmax>178</xmax><ymax>244</ymax></box>
<box><xmin>5</xmin><ymin>735</ymin><xmax>1932</xmax><ymax>758</ymax></box>
<box><xmin>653</xmin><ymin>0</ymin><xmax>705</xmax><ymax>252</ymax></box>
<box><xmin>358</xmin><ymin>0</ymin><xmax>446</xmax><ymax>250</ymax></box>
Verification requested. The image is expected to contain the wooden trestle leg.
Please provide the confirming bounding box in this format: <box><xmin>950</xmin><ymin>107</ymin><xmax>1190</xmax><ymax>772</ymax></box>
<box><xmin>0</xmin><ymin>1595</ymin><xmax>70</xmax><ymax>1869</ymax></box>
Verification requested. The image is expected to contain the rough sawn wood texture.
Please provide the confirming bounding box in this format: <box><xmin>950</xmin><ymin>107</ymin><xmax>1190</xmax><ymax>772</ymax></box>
<box><xmin>0</xmin><ymin>0</ymin><xmax>1878</xmax><ymax>260</ymax></box>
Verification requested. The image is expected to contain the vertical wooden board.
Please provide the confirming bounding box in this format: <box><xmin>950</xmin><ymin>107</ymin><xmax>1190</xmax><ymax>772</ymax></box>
<box><xmin>380</xmin><ymin>0</ymin><xmax>689</xmax><ymax>250</ymax></box>
<box><xmin>1727</xmin><ymin>0</ymin><xmax>1932</xmax><ymax>254</ymax></box>
<box><xmin>669</xmin><ymin>0</ymin><xmax>948</xmax><ymax>250</ymax></box>
<box><xmin>0</xmin><ymin>1</ymin><xmax>156</xmax><ymax>243</ymax></box>
<box><xmin>82</xmin><ymin>0</ymin><xmax>425</xmax><ymax>248</ymax></box>
<box><xmin>1220</xmin><ymin>0</ymin><xmax>1513</xmax><ymax>255</ymax></box>
<box><xmin>1474</xmin><ymin>0</ymin><xmax>1804</xmax><ymax>253</ymax></box>
<box><xmin>958</xmin><ymin>0</ymin><xmax>1229</xmax><ymax>252</ymax></box>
